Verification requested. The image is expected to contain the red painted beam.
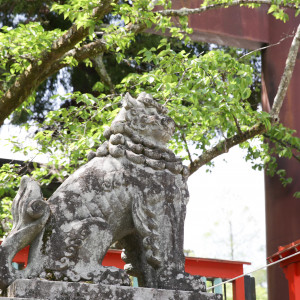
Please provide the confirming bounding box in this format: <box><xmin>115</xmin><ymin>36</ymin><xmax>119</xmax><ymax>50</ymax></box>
<box><xmin>184</xmin><ymin>257</ymin><xmax>249</xmax><ymax>279</ymax></box>
<box><xmin>103</xmin><ymin>250</ymin><xmax>251</xmax><ymax>284</ymax></box>
<box><xmin>283</xmin><ymin>263</ymin><xmax>300</xmax><ymax>300</ymax></box>
<box><xmin>172</xmin><ymin>0</ymin><xmax>269</xmax><ymax>49</ymax></box>
<box><xmin>184</xmin><ymin>256</ymin><xmax>249</xmax><ymax>300</ymax></box>
<box><xmin>13</xmin><ymin>246</ymin><xmax>30</xmax><ymax>267</ymax></box>
<box><xmin>102</xmin><ymin>249</ymin><xmax>126</xmax><ymax>269</ymax></box>
<box><xmin>0</xmin><ymin>241</ymin><xmax>250</xmax><ymax>280</ymax></box>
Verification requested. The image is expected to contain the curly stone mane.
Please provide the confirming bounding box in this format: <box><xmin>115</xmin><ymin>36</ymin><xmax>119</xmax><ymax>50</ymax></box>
<box><xmin>88</xmin><ymin>92</ymin><xmax>189</xmax><ymax>177</ymax></box>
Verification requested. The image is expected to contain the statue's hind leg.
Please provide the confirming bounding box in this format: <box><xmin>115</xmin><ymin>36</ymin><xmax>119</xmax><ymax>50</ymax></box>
<box><xmin>128</xmin><ymin>186</ymin><xmax>205</xmax><ymax>291</ymax></box>
<box><xmin>118</xmin><ymin>233</ymin><xmax>158</xmax><ymax>288</ymax></box>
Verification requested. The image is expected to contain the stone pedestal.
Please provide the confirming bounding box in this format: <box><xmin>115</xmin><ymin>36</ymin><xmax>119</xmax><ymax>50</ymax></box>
<box><xmin>6</xmin><ymin>279</ymin><xmax>222</xmax><ymax>300</ymax></box>
<box><xmin>0</xmin><ymin>93</ymin><xmax>223</xmax><ymax>299</ymax></box>
<box><xmin>0</xmin><ymin>298</ymin><xmax>42</xmax><ymax>300</ymax></box>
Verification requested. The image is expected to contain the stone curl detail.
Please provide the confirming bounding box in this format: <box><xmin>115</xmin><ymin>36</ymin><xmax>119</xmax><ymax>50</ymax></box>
<box><xmin>92</xmin><ymin>132</ymin><xmax>188</xmax><ymax>177</ymax></box>
<box><xmin>26</xmin><ymin>199</ymin><xmax>49</xmax><ymax>220</ymax></box>
<box><xmin>0</xmin><ymin>176</ymin><xmax>50</xmax><ymax>290</ymax></box>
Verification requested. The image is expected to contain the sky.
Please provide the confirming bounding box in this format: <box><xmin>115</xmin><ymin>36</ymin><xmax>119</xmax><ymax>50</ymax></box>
<box><xmin>184</xmin><ymin>145</ymin><xmax>266</xmax><ymax>270</ymax></box>
<box><xmin>0</xmin><ymin>124</ymin><xmax>49</xmax><ymax>162</ymax></box>
<box><xmin>0</xmin><ymin>126</ymin><xmax>266</xmax><ymax>272</ymax></box>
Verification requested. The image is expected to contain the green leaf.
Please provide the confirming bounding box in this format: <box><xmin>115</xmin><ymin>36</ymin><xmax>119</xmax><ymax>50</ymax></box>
<box><xmin>268</xmin><ymin>4</ymin><xmax>278</xmax><ymax>14</ymax></box>
<box><xmin>242</xmin><ymin>88</ymin><xmax>251</xmax><ymax>100</ymax></box>
<box><xmin>294</xmin><ymin>192</ymin><xmax>300</xmax><ymax>198</ymax></box>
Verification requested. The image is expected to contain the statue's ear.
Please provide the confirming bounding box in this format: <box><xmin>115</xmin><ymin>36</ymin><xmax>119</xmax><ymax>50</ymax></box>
<box><xmin>123</xmin><ymin>93</ymin><xmax>136</xmax><ymax>109</ymax></box>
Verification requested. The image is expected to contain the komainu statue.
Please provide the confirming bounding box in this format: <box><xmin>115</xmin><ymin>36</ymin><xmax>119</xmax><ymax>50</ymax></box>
<box><xmin>0</xmin><ymin>92</ymin><xmax>206</xmax><ymax>292</ymax></box>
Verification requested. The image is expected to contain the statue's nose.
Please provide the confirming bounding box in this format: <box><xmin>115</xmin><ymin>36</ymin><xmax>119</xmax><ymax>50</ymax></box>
<box><xmin>147</xmin><ymin>115</ymin><xmax>161</xmax><ymax>126</ymax></box>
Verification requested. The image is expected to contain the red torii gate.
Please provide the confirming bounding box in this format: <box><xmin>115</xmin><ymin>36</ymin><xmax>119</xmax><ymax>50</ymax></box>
<box><xmin>171</xmin><ymin>1</ymin><xmax>300</xmax><ymax>299</ymax></box>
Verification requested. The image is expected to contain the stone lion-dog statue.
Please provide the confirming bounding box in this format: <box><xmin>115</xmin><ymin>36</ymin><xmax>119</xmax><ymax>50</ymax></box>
<box><xmin>0</xmin><ymin>92</ymin><xmax>206</xmax><ymax>293</ymax></box>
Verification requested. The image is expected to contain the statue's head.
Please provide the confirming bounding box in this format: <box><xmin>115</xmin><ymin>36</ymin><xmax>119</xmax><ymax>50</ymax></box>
<box><xmin>112</xmin><ymin>92</ymin><xmax>175</xmax><ymax>146</ymax></box>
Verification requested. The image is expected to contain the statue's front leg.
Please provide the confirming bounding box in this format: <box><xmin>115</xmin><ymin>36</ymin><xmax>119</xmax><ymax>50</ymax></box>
<box><xmin>155</xmin><ymin>201</ymin><xmax>207</xmax><ymax>292</ymax></box>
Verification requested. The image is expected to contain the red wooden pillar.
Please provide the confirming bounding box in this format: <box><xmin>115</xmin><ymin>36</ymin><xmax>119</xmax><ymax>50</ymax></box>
<box><xmin>262</xmin><ymin>11</ymin><xmax>300</xmax><ymax>300</ymax></box>
<box><xmin>282</xmin><ymin>262</ymin><xmax>300</xmax><ymax>300</ymax></box>
<box><xmin>171</xmin><ymin>2</ymin><xmax>300</xmax><ymax>299</ymax></box>
<box><xmin>232</xmin><ymin>277</ymin><xmax>246</xmax><ymax>300</ymax></box>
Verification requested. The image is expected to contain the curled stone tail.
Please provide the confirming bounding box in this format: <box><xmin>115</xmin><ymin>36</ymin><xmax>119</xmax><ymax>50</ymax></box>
<box><xmin>0</xmin><ymin>176</ymin><xmax>50</xmax><ymax>289</ymax></box>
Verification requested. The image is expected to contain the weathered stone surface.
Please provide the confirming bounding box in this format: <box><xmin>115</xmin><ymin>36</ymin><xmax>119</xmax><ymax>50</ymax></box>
<box><xmin>8</xmin><ymin>279</ymin><xmax>222</xmax><ymax>300</ymax></box>
<box><xmin>0</xmin><ymin>176</ymin><xmax>50</xmax><ymax>290</ymax></box>
<box><xmin>0</xmin><ymin>297</ymin><xmax>44</xmax><ymax>300</ymax></box>
<box><xmin>0</xmin><ymin>92</ymin><xmax>216</xmax><ymax>296</ymax></box>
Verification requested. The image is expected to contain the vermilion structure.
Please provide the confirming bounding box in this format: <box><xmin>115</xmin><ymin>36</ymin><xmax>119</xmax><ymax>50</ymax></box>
<box><xmin>268</xmin><ymin>240</ymin><xmax>300</xmax><ymax>300</ymax></box>
<box><xmin>171</xmin><ymin>1</ymin><xmax>300</xmax><ymax>299</ymax></box>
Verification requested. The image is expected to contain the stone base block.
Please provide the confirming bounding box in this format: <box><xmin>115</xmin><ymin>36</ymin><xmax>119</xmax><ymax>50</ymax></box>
<box><xmin>0</xmin><ymin>298</ymin><xmax>41</xmax><ymax>300</ymax></box>
<box><xmin>7</xmin><ymin>279</ymin><xmax>222</xmax><ymax>300</ymax></box>
<box><xmin>0</xmin><ymin>297</ymin><xmax>44</xmax><ymax>300</ymax></box>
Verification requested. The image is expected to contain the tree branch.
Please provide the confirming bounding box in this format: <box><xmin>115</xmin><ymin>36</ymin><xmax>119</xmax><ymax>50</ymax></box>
<box><xmin>44</xmin><ymin>39</ymin><xmax>108</xmax><ymax>78</ymax></box>
<box><xmin>156</xmin><ymin>0</ymin><xmax>297</xmax><ymax>17</ymax></box>
<box><xmin>93</xmin><ymin>53</ymin><xmax>115</xmax><ymax>93</ymax></box>
<box><xmin>0</xmin><ymin>0</ymin><xmax>115</xmax><ymax>126</ymax></box>
<box><xmin>0</xmin><ymin>7</ymin><xmax>149</xmax><ymax>126</ymax></box>
<box><xmin>48</xmin><ymin>1</ymin><xmax>115</xmax><ymax>60</ymax></box>
<box><xmin>232</xmin><ymin>114</ymin><xmax>243</xmax><ymax>136</ymax></box>
<box><xmin>270</xmin><ymin>24</ymin><xmax>300</xmax><ymax>121</ymax></box>
<box><xmin>264</xmin><ymin>133</ymin><xmax>300</xmax><ymax>163</ymax></box>
<box><xmin>36</xmin><ymin>21</ymin><xmax>147</xmax><ymax>90</ymax></box>
<box><xmin>239</xmin><ymin>33</ymin><xmax>295</xmax><ymax>60</ymax></box>
<box><xmin>189</xmin><ymin>123</ymin><xmax>267</xmax><ymax>175</ymax></box>
<box><xmin>188</xmin><ymin>23</ymin><xmax>300</xmax><ymax>176</ymax></box>
<box><xmin>181</xmin><ymin>132</ymin><xmax>194</xmax><ymax>166</ymax></box>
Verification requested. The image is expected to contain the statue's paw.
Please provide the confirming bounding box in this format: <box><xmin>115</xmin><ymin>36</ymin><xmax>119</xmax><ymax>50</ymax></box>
<box><xmin>124</xmin><ymin>263</ymin><xmax>144</xmax><ymax>282</ymax></box>
<box><xmin>158</xmin><ymin>271</ymin><xmax>206</xmax><ymax>292</ymax></box>
<box><xmin>124</xmin><ymin>263</ymin><xmax>138</xmax><ymax>277</ymax></box>
<box><xmin>93</xmin><ymin>267</ymin><xmax>130</xmax><ymax>286</ymax></box>
<box><xmin>175</xmin><ymin>272</ymin><xmax>206</xmax><ymax>292</ymax></box>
